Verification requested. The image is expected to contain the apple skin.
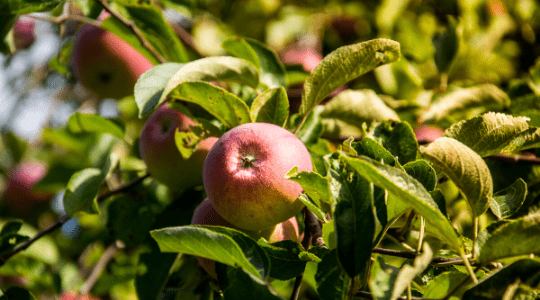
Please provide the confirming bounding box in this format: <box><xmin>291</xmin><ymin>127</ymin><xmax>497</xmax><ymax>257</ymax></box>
<box><xmin>2</xmin><ymin>161</ymin><xmax>50</xmax><ymax>216</ymax></box>
<box><xmin>282</xmin><ymin>47</ymin><xmax>323</xmax><ymax>72</ymax></box>
<box><xmin>60</xmin><ymin>292</ymin><xmax>100</xmax><ymax>300</ymax></box>
<box><xmin>191</xmin><ymin>198</ymin><xmax>299</xmax><ymax>278</ymax></box>
<box><xmin>139</xmin><ymin>105</ymin><xmax>218</xmax><ymax>192</ymax></box>
<box><xmin>13</xmin><ymin>18</ymin><xmax>36</xmax><ymax>51</ymax></box>
<box><xmin>203</xmin><ymin>122</ymin><xmax>313</xmax><ymax>231</ymax></box>
<box><xmin>70</xmin><ymin>15</ymin><xmax>154</xmax><ymax>99</ymax></box>
<box><xmin>414</xmin><ymin>125</ymin><xmax>444</xmax><ymax>145</ymax></box>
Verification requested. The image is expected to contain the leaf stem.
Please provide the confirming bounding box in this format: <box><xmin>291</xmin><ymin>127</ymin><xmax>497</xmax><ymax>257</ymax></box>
<box><xmin>472</xmin><ymin>217</ymin><xmax>478</xmax><ymax>260</ymax></box>
<box><xmin>416</xmin><ymin>217</ymin><xmax>425</xmax><ymax>254</ymax></box>
<box><xmin>460</xmin><ymin>251</ymin><xmax>478</xmax><ymax>284</ymax></box>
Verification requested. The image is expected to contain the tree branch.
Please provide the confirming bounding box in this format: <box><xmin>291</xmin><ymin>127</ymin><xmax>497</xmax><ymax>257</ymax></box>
<box><xmin>0</xmin><ymin>174</ymin><xmax>149</xmax><ymax>267</ymax></box>
<box><xmin>289</xmin><ymin>207</ymin><xmax>316</xmax><ymax>300</ymax></box>
<box><xmin>79</xmin><ymin>241</ymin><xmax>121</xmax><ymax>295</ymax></box>
<box><xmin>486</xmin><ymin>153</ymin><xmax>540</xmax><ymax>165</ymax></box>
<box><xmin>97</xmin><ymin>0</ymin><xmax>167</xmax><ymax>63</ymax></box>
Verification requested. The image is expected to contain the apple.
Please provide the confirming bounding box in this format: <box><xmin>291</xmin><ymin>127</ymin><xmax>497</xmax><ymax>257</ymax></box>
<box><xmin>2</xmin><ymin>161</ymin><xmax>50</xmax><ymax>216</ymax></box>
<box><xmin>13</xmin><ymin>18</ymin><xmax>36</xmax><ymax>51</ymax></box>
<box><xmin>414</xmin><ymin>125</ymin><xmax>444</xmax><ymax>145</ymax></box>
<box><xmin>281</xmin><ymin>47</ymin><xmax>323</xmax><ymax>72</ymax></box>
<box><xmin>60</xmin><ymin>292</ymin><xmax>100</xmax><ymax>300</ymax></box>
<box><xmin>203</xmin><ymin>122</ymin><xmax>313</xmax><ymax>231</ymax></box>
<box><xmin>139</xmin><ymin>105</ymin><xmax>218</xmax><ymax>192</ymax></box>
<box><xmin>70</xmin><ymin>14</ymin><xmax>154</xmax><ymax>99</ymax></box>
<box><xmin>191</xmin><ymin>198</ymin><xmax>299</xmax><ymax>278</ymax></box>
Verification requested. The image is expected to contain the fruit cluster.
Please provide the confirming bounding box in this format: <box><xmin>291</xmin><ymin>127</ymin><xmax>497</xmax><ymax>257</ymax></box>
<box><xmin>139</xmin><ymin>105</ymin><xmax>313</xmax><ymax>278</ymax></box>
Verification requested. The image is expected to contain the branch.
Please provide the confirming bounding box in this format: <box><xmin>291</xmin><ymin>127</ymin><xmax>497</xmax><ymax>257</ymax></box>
<box><xmin>27</xmin><ymin>13</ymin><xmax>102</xmax><ymax>27</ymax></box>
<box><xmin>0</xmin><ymin>174</ymin><xmax>149</xmax><ymax>267</ymax></box>
<box><xmin>169</xmin><ymin>22</ymin><xmax>203</xmax><ymax>58</ymax></box>
<box><xmin>486</xmin><ymin>153</ymin><xmax>540</xmax><ymax>165</ymax></box>
<box><xmin>372</xmin><ymin>248</ymin><xmax>471</xmax><ymax>266</ymax></box>
<box><xmin>289</xmin><ymin>207</ymin><xmax>315</xmax><ymax>300</ymax></box>
<box><xmin>304</xmin><ymin>208</ymin><xmax>326</xmax><ymax>248</ymax></box>
<box><xmin>79</xmin><ymin>241</ymin><xmax>121</xmax><ymax>295</ymax></box>
<box><xmin>97</xmin><ymin>0</ymin><xmax>167</xmax><ymax>63</ymax></box>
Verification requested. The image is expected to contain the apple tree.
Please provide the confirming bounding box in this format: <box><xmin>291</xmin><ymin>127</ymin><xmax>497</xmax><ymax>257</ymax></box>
<box><xmin>1</xmin><ymin>0</ymin><xmax>540</xmax><ymax>299</ymax></box>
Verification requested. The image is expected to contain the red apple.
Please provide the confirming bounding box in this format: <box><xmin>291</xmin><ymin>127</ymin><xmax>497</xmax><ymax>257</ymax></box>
<box><xmin>282</xmin><ymin>47</ymin><xmax>323</xmax><ymax>72</ymax></box>
<box><xmin>60</xmin><ymin>292</ymin><xmax>100</xmax><ymax>300</ymax></box>
<box><xmin>13</xmin><ymin>18</ymin><xmax>36</xmax><ymax>51</ymax></box>
<box><xmin>2</xmin><ymin>161</ymin><xmax>50</xmax><ymax>216</ymax></box>
<box><xmin>414</xmin><ymin>125</ymin><xmax>444</xmax><ymax>145</ymax></box>
<box><xmin>203</xmin><ymin>122</ymin><xmax>313</xmax><ymax>231</ymax></box>
<box><xmin>70</xmin><ymin>14</ymin><xmax>154</xmax><ymax>99</ymax></box>
<box><xmin>139</xmin><ymin>105</ymin><xmax>218</xmax><ymax>192</ymax></box>
<box><xmin>191</xmin><ymin>198</ymin><xmax>299</xmax><ymax>278</ymax></box>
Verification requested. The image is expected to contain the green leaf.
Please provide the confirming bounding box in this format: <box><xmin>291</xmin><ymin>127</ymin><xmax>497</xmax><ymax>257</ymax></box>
<box><xmin>174</xmin><ymin>130</ymin><xmax>200</xmax><ymax>160</ymax></box>
<box><xmin>257</xmin><ymin>240</ymin><xmax>316</xmax><ymax>280</ymax></box>
<box><xmin>476</xmin><ymin>211</ymin><xmax>540</xmax><ymax>264</ymax></box>
<box><xmin>144</xmin><ymin>56</ymin><xmax>259</xmax><ymax>117</ymax></box>
<box><xmin>339</xmin><ymin>154</ymin><xmax>463</xmax><ymax>252</ymax></box>
<box><xmin>0</xmin><ymin>15</ymin><xmax>16</xmax><ymax>54</ymax></box>
<box><xmin>0</xmin><ymin>287</ymin><xmax>36</xmax><ymax>300</ymax></box>
<box><xmin>217</xmin><ymin>266</ymin><xmax>286</xmax><ymax>300</ymax></box>
<box><xmin>403</xmin><ymin>160</ymin><xmax>437</xmax><ymax>192</ymax></box>
<box><xmin>67</xmin><ymin>113</ymin><xmax>125</xmax><ymax>139</ymax></box>
<box><xmin>223</xmin><ymin>37</ymin><xmax>287</xmax><ymax>88</ymax></box>
<box><xmin>63</xmin><ymin>157</ymin><xmax>112</xmax><ymax>216</ymax></box>
<box><xmin>0</xmin><ymin>0</ymin><xmax>62</xmax><ymax>15</ymax></box>
<box><xmin>315</xmin><ymin>249</ymin><xmax>350</xmax><ymax>300</ymax></box>
<box><xmin>369</xmin><ymin>244</ymin><xmax>433</xmax><ymax>300</ymax></box>
<box><xmin>107</xmin><ymin>196</ymin><xmax>154</xmax><ymax>246</ymax></box>
<box><xmin>321</xmin><ymin>90</ymin><xmax>400</xmax><ymax>139</ymax></box>
<box><xmin>286</xmin><ymin>166</ymin><xmax>334</xmax><ymax>208</ymax></box>
<box><xmin>290</xmin><ymin>107</ymin><xmax>324</xmax><ymax>144</ymax></box>
<box><xmin>150</xmin><ymin>225</ymin><xmax>269</xmax><ymax>279</ymax></box>
<box><xmin>300</xmin><ymin>39</ymin><xmax>401</xmax><ymax>117</ymax></box>
<box><xmin>0</xmin><ymin>221</ymin><xmax>29</xmax><ymax>256</ymax></box>
<box><xmin>334</xmin><ymin>173</ymin><xmax>375</xmax><ymax>278</ymax></box>
<box><xmin>432</xmin><ymin>17</ymin><xmax>460</xmax><ymax>73</ymax></box>
<box><xmin>422</xmin><ymin>84</ymin><xmax>510</xmax><ymax>123</ymax></box>
<box><xmin>462</xmin><ymin>259</ymin><xmax>540</xmax><ymax>300</ymax></box>
<box><xmin>443</xmin><ymin>112</ymin><xmax>531</xmax><ymax>157</ymax></box>
<box><xmin>1</xmin><ymin>130</ymin><xmax>27</xmax><ymax>164</ymax></box>
<box><xmin>420</xmin><ymin>137</ymin><xmax>493</xmax><ymax>217</ymax></box>
<box><xmin>423</xmin><ymin>271</ymin><xmax>468</xmax><ymax>299</ymax></box>
<box><xmin>222</xmin><ymin>36</ymin><xmax>261</xmax><ymax>68</ymax></box>
<box><xmin>136</xmin><ymin>242</ymin><xmax>178</xmax><ymax>300</ymax></box>
<box><xmin>250</xmin><ymin>87</ymin><xmax>289</xmax><ymax>127</ymax></box>
<box><xmin>122</xmin><ymin>3</ymin><xmax>189</xmax><ymax>63</ymax></box>
<box><xmin>370</xmin><ymin>120</ymin><xmax>418</xmax><ymax>165</ymax></box>
<box><xmin>134</xmin><ymin>63</ymin><xmax>184</xmax><ymax>117</ymax></box>
<box><xmin>490</xmin><ymin>178</ymin><xmax>527</xmax><ymax>219</ymax></box>
<box><xmin>168</xmin><ymin>81</ymin><xmax>252</xmax><ymax>128</ymax></box>
<box><xmin>351</xmin><ymin>137</ymin><xmax>396</xmax><ymax>167</ymax></box>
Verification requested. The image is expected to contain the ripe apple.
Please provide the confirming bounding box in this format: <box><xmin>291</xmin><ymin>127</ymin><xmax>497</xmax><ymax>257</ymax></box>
<box><xmin>282</xmin><ymin>47</ymin><xmax>323</xmax><ymax>72</ymax></box>
<box><xmin>2</xmin><ymin>161</ymin><xmax>50</xmax><ymax>216</ymax></box>
<box><xmin>414</xmin><ymin>125</ymin><xmax>444</xmax><ymax>145</ymax></box>
<box><xmin>60</xmin><ymin>292</ymin><xmax>100</xmax><ymax>300</ymax></box>
<box><xmin>191</xmin><ymin>198</ymin><xmax>299</xmax><ymax>278</ymax></box>
<box><xmin>13</xmin><ymin>18</ymin><xmax>36</xmax><ymax>51</ymax></box>
<box><xmin>139</xmin><ymin>105</ymin><xmax>218</xmax><ymax>192</ymax></box>
<box><xmin>203</xmin><ymin>122</ymin><xmax>313</xmax><ymax>231</ymax></box>
<box><xmin>70</xmin><ymin>14</ymin><xmax>154</xmax><ymax>99</ymax></box>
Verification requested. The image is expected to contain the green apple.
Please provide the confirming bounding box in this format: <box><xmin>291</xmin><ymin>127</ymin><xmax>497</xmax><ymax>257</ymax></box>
<box><xmin>203</xmin><ymin>122</ymin><xmax>313</xmax><ymax>231</ymax></box>
<box><xmin>70</xmin><ymin>14</ymin><xmax>154</xmax><ymax>99</ymax></box>
<box><xmin>139</xmin><ymin>105</ymin><xmax>218</xmax><ymax>192</ymax></box>
<box><xmin>191</xmin><ymin>198</ymin><xmax>299</xmax><ymax>278</ymax></box>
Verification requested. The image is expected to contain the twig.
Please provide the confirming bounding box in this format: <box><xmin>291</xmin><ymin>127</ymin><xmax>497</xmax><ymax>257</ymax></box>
<box><xmin>0</xmin><ymin>174</ymin><xmax>149</xmax><ymax>267</ymax></box>
<box><xmin>304</xmin><ymin>208</ymin><xmax>326</xmax><ymax>248</ymax></box>
<box><xmin>27</xmin><ymin>13</ymin><xmax>102</xmax><ymax>27</ymax></box>
<box><xmin>372</xmin><ymin>248</ymin><xmax>473</xmax><ymax>266</ymax></box>
<box><xmin>486</xmin><ymin>153</ymin><xmax>540</xmax><ymax>165</ymax></box>
<box><xmin>0</xmin><ymin>215</ymin><xmax>71</xmax><ymax>266</ymax></box>
<box><xmin>97</xmin><ymin>0</ymin><xmax>167</xmax><ymax>63</ymax></box>
<box><xmin>289</xmin><ymin>207</ymin><xmax>317</xmax><ymax>300</ymax></box>
<box><xmin>79</xmin><ymin>242</ymin><xmax>121</xmax><ymax>295</ymax></box>
<box><xmin>169</xmin><ymin>22</ymin><xmax>203</xmax><ymax>58</ymax></box>
<box><xmin>355</xmin><ymin>290</ymin><xmax>441</xmax><ymax>300</ymax></box>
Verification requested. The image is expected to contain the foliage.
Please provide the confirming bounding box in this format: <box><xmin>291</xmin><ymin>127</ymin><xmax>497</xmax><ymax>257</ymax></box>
<box><xmin>1</xmin><ymin>0</ymin><xmax>540</xmax><ymax>299</ymax></box>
